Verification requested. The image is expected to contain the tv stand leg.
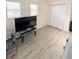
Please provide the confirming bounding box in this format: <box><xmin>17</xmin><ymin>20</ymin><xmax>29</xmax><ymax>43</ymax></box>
<box><xmin>34</xmin><ymin>31</ymin><xmax>36</xmax><ymax>36</ymax></box>
<box><xmin>19</xmin><ymin>33</ymin><xmax>23</xmax><ymax>43</ymax></box>
<box><xmin>22</xmin><ymin>36</ymin><xmax>24</xmax><ymax>43</ymax></box>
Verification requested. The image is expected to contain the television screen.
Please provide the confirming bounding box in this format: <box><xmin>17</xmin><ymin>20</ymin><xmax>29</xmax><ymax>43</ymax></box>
<box><xmin>15</xmin><ymin>16</ymin><xmax>37</xmax><ymax>32</ymax></box>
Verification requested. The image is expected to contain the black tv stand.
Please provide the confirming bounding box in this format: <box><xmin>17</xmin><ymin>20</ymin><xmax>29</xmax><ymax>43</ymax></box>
<box><xmin>19</xmin><ymin>27</ymin><xmax>36</xmax><ymax>43</ymax></box>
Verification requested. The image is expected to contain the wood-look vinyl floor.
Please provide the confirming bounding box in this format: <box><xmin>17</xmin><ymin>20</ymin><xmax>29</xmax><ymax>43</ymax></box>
<box><xmin>16</xmin><ymin>25</ymin><xmax>71</xmax><ymax>59</ymax></box>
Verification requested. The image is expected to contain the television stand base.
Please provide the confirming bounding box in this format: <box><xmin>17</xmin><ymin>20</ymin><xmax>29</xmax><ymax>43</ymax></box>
<box><xmin>18</xmin><ymin>27</ymin><xmax>36</xmax><ymax>43</ymax></box>
<box><xmin>21</xmin><ymin>31</ymin><xmax>36</xmax><ymax>43</ymax></box>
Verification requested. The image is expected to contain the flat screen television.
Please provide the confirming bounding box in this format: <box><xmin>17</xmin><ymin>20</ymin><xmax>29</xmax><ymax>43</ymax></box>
<box><xmin>15</xmin><ymin>16</ymin><xmax>37</xmax><ymax>32</ymax></box>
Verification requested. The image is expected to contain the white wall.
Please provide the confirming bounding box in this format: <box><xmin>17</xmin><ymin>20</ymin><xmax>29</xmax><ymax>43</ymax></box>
<box><xmin>48</xmin><ymin>0</ymin><xmax>66</xmax><ymax>4</ymax></box>
<box><xmin>6</xmin><ymin>0</ymin><xmax>49</xmax><ymax>32</ymax></box>
<box><xmin>63</xmin><ymin>0</ymin><xmax>72</xmax><ymax>32</ymax></box>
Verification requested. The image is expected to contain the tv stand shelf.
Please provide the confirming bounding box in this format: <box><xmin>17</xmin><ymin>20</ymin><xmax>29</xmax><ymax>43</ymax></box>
<box><xmin>16</xmin><ymin>27</ymin><xmax>36</xmax><ymax>43</ymax></box>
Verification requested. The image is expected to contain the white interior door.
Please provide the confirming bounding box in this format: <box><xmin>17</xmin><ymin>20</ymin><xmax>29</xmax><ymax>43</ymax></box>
<box><xmin>50</xmin><ymin>5</ymin><xmax>66</xmax><ymax>29</ymax></box>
